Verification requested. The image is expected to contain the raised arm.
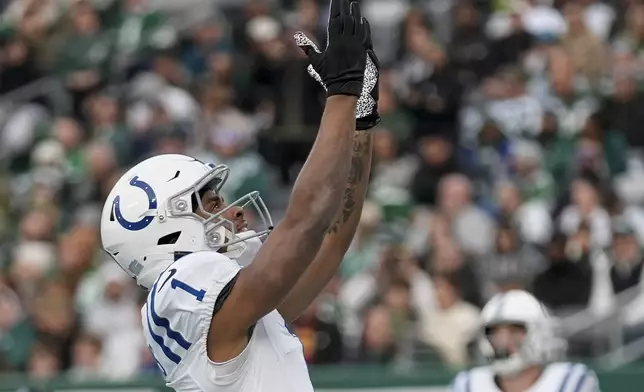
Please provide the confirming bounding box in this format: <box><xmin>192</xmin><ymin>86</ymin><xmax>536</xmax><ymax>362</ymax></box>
<box><xmin>277</xmin><ymin>8</ymin><xmax>381</xmax><ymax>321</ymax></box>
<box><xmin>207</xmin><ymin>0</ymin><xmax>370</xmax><ymax>362</ymax></box>
<box><xmin>278</xmin><ymin>130</ymin><xmax>373</xmax><ymax>321</ymax></box>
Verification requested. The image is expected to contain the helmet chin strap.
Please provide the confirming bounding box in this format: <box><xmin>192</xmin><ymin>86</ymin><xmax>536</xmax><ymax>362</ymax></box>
<box><xmin>224</xmin><ymin>230</ymin><xmax>263</xmax><ymax>267</ymax></box>
<box><xmin>204</xmin><ymin>223</ymin><xmax>263</xmax><ymax>267</ymax></box>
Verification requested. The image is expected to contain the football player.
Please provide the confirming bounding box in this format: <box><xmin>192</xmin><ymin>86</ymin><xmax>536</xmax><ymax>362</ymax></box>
<box><xmin>99</xmin><ymin>1</ymin><xmax>380</xmax><ymax>391</ymax></box>
<box><xmin>452</xmin><ymin>290</ymin><xmax>600</xmax><ymax>392</ymax></box>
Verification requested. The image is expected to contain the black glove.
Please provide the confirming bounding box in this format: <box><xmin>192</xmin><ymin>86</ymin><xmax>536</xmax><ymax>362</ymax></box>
<box><xmin>295</xmin><ymin>1</ymin><xmax>381</xmax><ymax>130</ymax></box>
<box><xmin>294</xmin><ymin>0</ymin><xmax>367</xmax><ymax>98</ymax></box>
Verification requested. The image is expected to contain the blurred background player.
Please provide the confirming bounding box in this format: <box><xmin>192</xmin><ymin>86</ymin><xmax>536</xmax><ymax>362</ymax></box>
<box><xmin>452</xmin><ymin>290</ymin><xmax>600</xmax><ymax>392</ymax></box>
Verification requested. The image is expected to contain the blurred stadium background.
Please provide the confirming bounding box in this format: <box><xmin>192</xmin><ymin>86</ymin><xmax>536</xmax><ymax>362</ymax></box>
<box><xmin>2</xmin><ymin>0</ymin><xmax>644</xmax><ymax>390</ymax></box>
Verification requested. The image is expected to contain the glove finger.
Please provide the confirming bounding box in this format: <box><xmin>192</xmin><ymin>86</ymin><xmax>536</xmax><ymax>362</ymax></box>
<box><xmin>362</xmin><ymin>17</ymin><xmax>373</xmax><ymax>49</ymax></box>
<box><xmin>340</xmin><ymin>0</ymin><xmax>353</xmax><ymax>35</ymax></box>
<box><xmin>329</xmin><ymin>0</ymin><xmax>345</xmax><ymax>18</ymax></box>
<box><xmin>326</xmin><ymin>0</ymin><xmax>343</xmax><ymax>38</ymax></box>
<box><xmin>350</xmin><ymin>1</ymin><xmax>362</xmax><ymax>23</ymax></box>
<box><xmin>342</xmin><ymin>14</ymin><xmax>356</xmax><ymax>36</ymax></box>
<box><xmin>340</xmin><ymin>0</ymin><xmax>351</xmax><ymax>17</ymax></box>
<box><xmin>294</xmin><ymin>31</ymin><xmax>322</xmax><ymax>57</ymax></box>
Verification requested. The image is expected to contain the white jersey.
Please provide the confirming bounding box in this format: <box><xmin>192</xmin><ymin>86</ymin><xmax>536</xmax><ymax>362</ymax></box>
<box><xmin>452</xmin><ymin>362</ymin><xmax>600</xmax><ymax>392</ymax></box>
<box><xmin>141</xmin><ymin>251</ymin><xmax>314</xmax><ymax>392</ymax></box>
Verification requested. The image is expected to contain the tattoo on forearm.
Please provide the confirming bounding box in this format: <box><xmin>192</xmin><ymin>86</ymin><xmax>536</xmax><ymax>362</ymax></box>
<box><xmin>326</xmin><ymin>133</ymin><xmax>373</xmax><ymax>234</ymax></box>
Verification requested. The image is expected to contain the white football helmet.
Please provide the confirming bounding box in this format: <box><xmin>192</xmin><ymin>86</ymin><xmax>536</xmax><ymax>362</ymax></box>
<box><xmin>479</xmin><ymin>290</ymin><xmax>566</xmax><ymax>376</ymax></box>
<box><xmin>100</xmin><ymin>154</ymin><xmax>273</xmax><ymax>289</ymax></box>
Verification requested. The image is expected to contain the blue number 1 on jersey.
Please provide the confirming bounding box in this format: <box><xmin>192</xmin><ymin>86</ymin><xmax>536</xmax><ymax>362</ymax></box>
<box><xmin>171</xmin><ymin>279</ymin><xmax>206</xmax><ymax>301</ymax></box>
<box><xmin>160</xmin><ymin>268</ymin><xmax>206</xmax><ymax>301</ymax></box>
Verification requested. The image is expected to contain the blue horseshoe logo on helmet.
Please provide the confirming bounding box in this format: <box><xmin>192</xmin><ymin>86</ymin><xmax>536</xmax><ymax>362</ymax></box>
<box><xmin>113</xmin><ymin>176</ymin><xmax>158</xmax><ymax>231</ymax></box>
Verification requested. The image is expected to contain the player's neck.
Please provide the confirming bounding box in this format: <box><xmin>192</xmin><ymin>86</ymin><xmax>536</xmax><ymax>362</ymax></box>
<box><xmin>498</xmin><ymin>366</ymin><xmax>542</xmax><ymax>392</ymax></box>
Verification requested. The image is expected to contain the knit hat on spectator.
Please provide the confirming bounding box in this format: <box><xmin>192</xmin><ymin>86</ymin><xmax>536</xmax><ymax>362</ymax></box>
<box><xmin>30</xmin><ymin>140</ymin><xmax>66</xmax><ymax>191</ymax></box>
<box><xmin>10</xmin><ymin>241</ymin><xmax>56</xmax><ymax>282</ymax></box>
<box><xmin>513</xmin><ymin>140</ymin><xmax>543</xmax><ymax>166</ymax></box>
<box><xmin>246</xmin><ymin>16</ymin><xmax>281</xmax><ymax>43</ymax></box>
<box><xmin>31</xmin><ymin>140</ymin><xmax>65</xmax><ymax>168</ymax></box>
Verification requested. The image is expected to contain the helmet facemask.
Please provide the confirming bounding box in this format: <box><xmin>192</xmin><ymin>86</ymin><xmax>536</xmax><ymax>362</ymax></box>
<box><xmin>480</xmin><ymin>322</ymin><xmax>535</xmax><ymax>376</ymax></box>
<box><xmin>479</xmin><ymin>319</ymin><xmax>566</xmax><ymax>377</ymax></box>
<box><xmin>165</xmin><ymin>164</ymin><xmax>273</xmax><ymax>252</ymax></box>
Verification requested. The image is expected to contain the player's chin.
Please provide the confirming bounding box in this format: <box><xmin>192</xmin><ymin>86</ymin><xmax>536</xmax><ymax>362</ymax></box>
<box><xmin>237</xmin><ymin>222</ymin><xmax>249</xmax><ymax>232</ymax></box>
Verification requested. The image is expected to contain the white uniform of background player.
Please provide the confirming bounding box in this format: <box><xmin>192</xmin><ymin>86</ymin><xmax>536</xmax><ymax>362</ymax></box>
<box><xmin>452</xmin><ymin>290</ymin><xmax>600</xmax><ymax>392</ymax></box>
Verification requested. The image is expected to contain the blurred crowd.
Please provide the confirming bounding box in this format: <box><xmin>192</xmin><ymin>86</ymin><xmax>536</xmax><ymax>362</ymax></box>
<box><xmin>1</xmin><ymin>0</ymin><xmax>644</xmax><ymax>382</ymax></box>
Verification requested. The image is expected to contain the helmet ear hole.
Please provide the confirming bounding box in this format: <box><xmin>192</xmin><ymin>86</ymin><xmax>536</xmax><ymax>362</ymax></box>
<box><xmin>191</xmin><ymin>192</ymin><xmax>199</xmax><ymax>213</ymax></box>
<box><xmin>157</xmin><ymin>231</ymin><xmax>182</xmax><ymax>245</ymax></box>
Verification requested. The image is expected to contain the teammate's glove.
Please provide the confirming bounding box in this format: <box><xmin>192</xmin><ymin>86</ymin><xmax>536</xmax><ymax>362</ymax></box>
<box><xmin>294</xmin><ymin>0</ymin><xmax>367</xmax><ymax>98</ymax></box>
<box><xmin>295</xmin><ymin>1</ymin><xmax>381</xmax><ymax>130</ymax></box>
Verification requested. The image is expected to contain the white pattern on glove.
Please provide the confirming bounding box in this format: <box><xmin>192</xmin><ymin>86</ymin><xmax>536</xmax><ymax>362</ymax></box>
<box><xmin>294</xmin><ymin>31</ymin><xmax>378</xmax><ymax>121</ymax></box>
